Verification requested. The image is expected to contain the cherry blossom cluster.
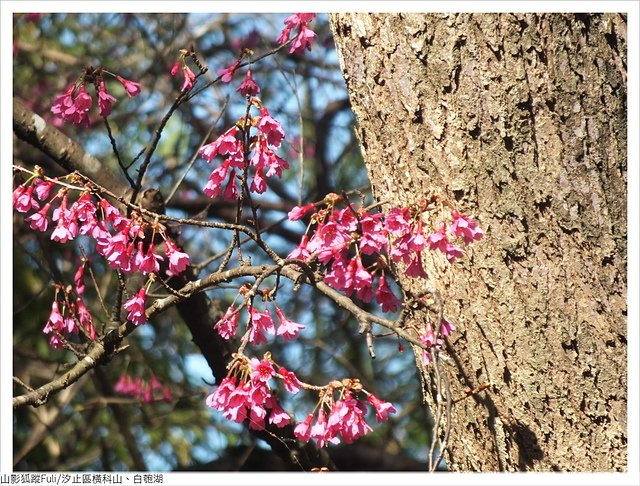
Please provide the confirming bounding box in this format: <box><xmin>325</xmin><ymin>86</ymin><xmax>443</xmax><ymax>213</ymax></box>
<box><xmin>206</xmin><ymin>355</ymin><xmax>295</xmax><ymax>430</ymax></box>
<box><xmin>43</xmin><ymin>275</ymin><xmax>96</xmax><ymax>350</ymax></box>
<box><xmin>170</xmin><ymin>49</ymin><xmax>198</xmax><ymax>92</ymax></box>
<box><xmin>287</xmin><ymin>195</ymin><xmax>484</xmax><ymax>314</ymax></box>
<box><xmin>214</xmin><ymin>300</ymin><xmax>305</xmax><ymax>344</ymax></box>
<box><xmin>418</xmin><ymin>317</ymin><xmax>456</xmax><ymax>365</ymax></box>
<box><xmin>206</xmin><ymin>353</ymin><xmax>395</xmax><ymax>445</ymax></box>
<box><xmin>293</xmin><ymin>379</ymin><xmax>396</xmax><ymax>447</ymax></box>
<box><xmin>14</xmin><ymin>168</ymin><xmax>189</xmax><ymax>336</ymax></box>
<box><xmin>196</xmin><ymin>13</ymin><xmax>318</xmax><ymax>200</ymax></box>
<box><xmin>198</xmin><ymin>101</ymin><xmax>288</xmax><ymax>200</ymax></box>
<box><xmin>114</xmin><ymin>373</ymin><xmax>173</xmax><ymax>404</ymax></box>
<box><xmin>13</xmin><ymin>172</ymin><xmax>189</xmax><ymax>276</ymax></box>
<box><xmin>51</xmin><ymin>65</ymin><xmax>140</xmax><ymax>125</ymax></box>
<box><xmin>276</xmin><ymin>13</ymin><xmax>317</xmax><ymax>54</ymax></box>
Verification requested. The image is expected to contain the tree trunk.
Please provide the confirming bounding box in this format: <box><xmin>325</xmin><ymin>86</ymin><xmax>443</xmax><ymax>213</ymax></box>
<box><xmin>330</xmin><ymin>13</ymin><xmax>627</xmax><ymax>472</ymax></box>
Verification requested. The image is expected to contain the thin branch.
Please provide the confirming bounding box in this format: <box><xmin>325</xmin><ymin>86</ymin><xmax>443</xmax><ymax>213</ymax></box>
<box><xmin>165</xmin><ymin>96</ymin><xmax>230</xmax><ymax>204</ymax></box>
<box><xmin>102</xmin><ymin>117</ymin><xmax>135</xmax><ymax>187</ymax></box>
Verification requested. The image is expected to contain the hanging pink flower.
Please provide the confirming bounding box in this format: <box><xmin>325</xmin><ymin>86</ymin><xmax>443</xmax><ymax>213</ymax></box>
<box><xmin>277</xmin><ymin>366</ymin><xmax>302</xmax><ymax>394</ymax></box>
<box><xmin>217</xmin><ymin>60</ymin><xmax>240</xmax><ymax>83</ymax></box>
<box><xmin>123</xmin><ymin>287</ymin><xmax>147</xmax><ymax>325</ymax></box>
<box><xmin>165</xmin><ymin>239</ymin><xmax>190</xmax><ymax>275</ymax></box>
<box><xmin>26</xmin><ymin>203</ymin><xmax>51</xmax><ymax>231</ymax></box>
<box><xmin>180</xmin><ymin>65</ymin><xmax>196</xmax><ymax>91</ymax></box>
<box><xmin>115</xmin><ymin>75</ymin><xmax>141</xmax><ymax>97</ymax></box>
<box><xmin>450</xmin><ymin>210</ymin><xmax>485</xmax><ymax>244</ymax></box>
<box><xmin>287</xmin><ymin>204</ymin><xmax>315</xmax><ymax>221</ymax></box>
<box><xmin>274</xmin><ymin>307</ymin><xmax>305</xmax><ymax>341</ymax></box>
<box><xmin>97</xmin><ymin>80</ymin><xmax>117</xmax><ymax>116</ymax></box>
<box><xmin>367</xmin><ymin>393</ymin><xmax>397</xmax><ymax>423</ymax></box>
<box><xmin>293</xmin><ymin>413</ymin><xmax>314</xmax><ymax>442</ymax></box>
<box><xmin>236</xmin><ymin>69</ymin><xmax>260</xmax><ymax>97</ymax></box>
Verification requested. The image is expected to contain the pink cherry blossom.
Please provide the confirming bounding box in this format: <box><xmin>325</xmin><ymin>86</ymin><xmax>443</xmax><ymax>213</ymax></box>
<box><xmin>274</xmin><ymin>307</ymin><xmax>305</xmax><ymax>341</ymax></box>
<box><xmin>358</xmin><ymin>212</ymin><xmax>387</xmax><ymax>255</ymax></box>
<box><xmin>76</xmin><ymin>297</ymin><xmax>96</xmax><ymax>340</ymax></box>
<box><xmin>367</xmin><ymin>393</ymin><xmax>397</xmax><ymax>423</ymax></box>
<box><xmin>99</xmin><ymin>199</ymin><xmax>128</xmax><ymax>231</ymax></box>
<box><xmin>165</xmin><ymin>239</ymin><xmax>190</xmax><ymax>275</ymax></box>
<box><xmin>287</xmin><ymin>234</ymin><xmax>311</xmax><ymax>260</ymax></box>
<box><xmin>123</xmin><ymin>287</ymin><xmax>147</xmax><ymax>325</ymax></box>
<box><xmin>132</xmin><ymin>241</ymin><xmax>163</xmax><ymax>275</ymax></box>
<box><xmin>322</xmin><ymin>254</ymin><xmax>350</xmax><ymax>288</ymax></box>
<box><xmin>170</xmin><ymin>61</ymin><xmax>180</xmax><ymax>76</ymax></box>
<box><xmin>199</xmin><ymin>127</ymin><xmax>241</xmax><ymax>162</ymax></box>
<box><xmin>64</xmin><ymin>315</ymin><xmax>78</xmax><ymax>334</ymax></box>
<box><xmin>275</xmin><ymin>28</ymin><xmax>291</xmax><ymax>46</ymax></box>
<box><xmin>180</xmin><ymin>65</ymin><xmax>196</xmax><ymax>92</ymax></box>
<box><xmin>250</xmin><ymin>138</ymin><xmax>289</xmax><ymax>178</ymax></box>
<box><xmin>444</xmin><ymin>242</ymin><xmax>465</xmax><ymax>263</ymax></box>
<box><xmin>287</xmin><ymin>204</ymin><xmax>315</xmax><ymax>221</ymax></box>
<box><xmin>97</xmin><ymin>80</ymin><xmax>117</xmax><ymax>116</ymax></box>
<box><xmin>96</xmin><ymin>229</ymin><xmax>133</xmax><ymax>271</ymax></box>
<box><xmin>73</xmin><ymin>261</ymin><xmax>86</xmax><ymax>296</ymax></box>
<box><xmin>328</xmin><ymin>395</ymin><xmax>372</xmax><ymax>443</ymax></box>
<box><xmin>277</xmin><ymin>366</ymin><xmax>302</xmax><ymax>394</ymax></box>
<box><xmin>51</xmin><ymin>195</ymin><xmax>79</xmax><ymax>243</ymax></box>
<box><xmin>450</xmin><ymin>210</ymin><xmax>485</xmax><ymax>244</ymax></box>
<box><xmin>249</xmin><ymin>166</ymin><xmax>267</xmax><ymax>194</ymax></box>
<box><xmin>206</xmin><ymin>376</ymin><xmax>237</xmax><ymax>409</ymax></box>
<box><xmin>217</xmin><ymin>60</ymin><xmax>240</xmax><ymax>83</ymax></box>
<box><xmin>307</xmin><ymin>221</ymin><xmax>351</xmax><ymax>264</ymax></box>
<box><xmin>249</xmin><ymin>358</ymin><xmax>275</xmax><ymax>383</ymax></box>
<box><xmin>283</xmin><ymin>13</ymin><xmax>316</xmax><ymax>30</ymax></box>
<box><xmin>439</xmin><ymin>318</ymin><xmax>456</xmax><ymax>337</ymax></box>
<box><xmin>418</xmin><ymin>328</ymin><xmax>444</xmax><ymax>366</ymax></box>
<box><xmin>66</xmin><ymin>85</ymin><xmax>92</xmax><ymax>126</ymax></box>
<box><xmin>71</xmin><ymin>193</ymin><xmax>97</xmax><ymax>222</ymax></box>
<box><xmin>14</xmin><ymin>184</ymin><xmax>39</xmax><ymax>213</ymax></box>
<box><xmin>375</xmin><ymin>275</ymin><xmax>401</xmax><ymax>313</ymax></box>
<box><xmin>213</xmin><ymin>305</ymin><xmax>239</xmax><ymax>339</ymax></box>
<box><xmin>236</xmin><ymin>69</ymin><xmax>260</xmax><ymax>97</ymax></box>
<box><xmin>248</xmin><ymin>308</ymin><xmax>275</xmax><ymax>344</ymax></box>
<box><xmin>293</xmin><ymin>413</ymin><xmax>314</xmax><ymax>442</ymax></box>
<box><xmin>385</xmin><ymin>207</ymin><xmax>411</xmax><ymax>234</ymax></box>
<box><xmin>405</xmin><ymin>253</ymin><xmax>427</xmax><ymax>278</ymax></box>
<box><xmin>26</xmin><ymin>203</ymin><xmax>51</xmax><ymax>231</ymax></box>
<box><xmin>266</xmin><ymin>396</ymin><xmax>291</xmax><ymax>428</ymax></box>
<box><xmin>115</xmin><ymin>373</ymin><xmax>172</xmax><ymax>404</ymax></box>
<box><xmin>427</xmin><ymin>223</ymin><xmax>449</xmax><ymax>253</ymax></box>
<box><xmin>277</xmin><ymin>13</ymin><xmax>317</xmax><ymax>54</ymax></box>
<box><xmin>48</xmin><ymin>334</ymin><xmax>64</xmax><ymax>349</ymax></box>
<box><xmin>289</xmin><ymin>25</ymin><xmax>316</xmax><ymax>54</ymax></box>
<box><xmin>50</xmin><ymin>85</ymin><xmax>75</xmax><ymax>121</ymax></box>
<box><xmin>114</xmin><ymin>374</ymin><xmax>135</xmax><ymax>395</ymax></box>
<box><xmin>310</xmin><ymin>408</ymin><xmax>340</xmax><ymax>448</ymax></box>
<box><xmin>222</xmin><ymin>170</ymin><xmax>239</xmax><ymax>200</ymax></box>
<box><xmin>34</xmin><ymin>178</ymin><xmax>55</xmax><ymax>200</ymax></box>
<box><xmin>43</xmin><ymin>300</ymin><xmax>64</xmax><ymax>334</ymax></box>
<box><xmin>257</xmin><ymin>109</ymin><xmax>285</xmax><ymax>148</ymax></box>
<box><xmin>116</xmin><ymin>75</ymin><xmax>141</xmax><ymax>97</ymax></box>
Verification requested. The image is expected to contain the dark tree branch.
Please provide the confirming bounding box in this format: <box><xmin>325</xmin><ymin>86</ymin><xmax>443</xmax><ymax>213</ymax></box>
<box><xmin>13</xmin><ymin>97</ymin><xmax>130</xmax><ymax>198</ymax></box>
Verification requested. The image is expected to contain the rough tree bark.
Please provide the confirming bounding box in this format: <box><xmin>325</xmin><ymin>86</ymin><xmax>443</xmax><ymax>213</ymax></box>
<box><xmin>330</xmin><ymin>13</ymin><xmax>627</xmax><ymax>472</ymax></box>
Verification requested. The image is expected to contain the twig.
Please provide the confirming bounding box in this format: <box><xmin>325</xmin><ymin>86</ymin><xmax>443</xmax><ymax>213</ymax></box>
<box><xmin>102</xmin><ymin>117</ymin><xmax>134</xmax><ymax>187</ymax></box>
<box><xmin>165</xmin><ymin>96</ymin><xmax>230</xmax><ymax>205</ymax></box>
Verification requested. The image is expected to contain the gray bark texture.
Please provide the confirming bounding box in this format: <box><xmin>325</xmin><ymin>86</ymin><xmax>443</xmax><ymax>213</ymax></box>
<box><xmin>330</xmin><ymin>13</ymin><xmax>627</xmax><ymax>472</ymax></box>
